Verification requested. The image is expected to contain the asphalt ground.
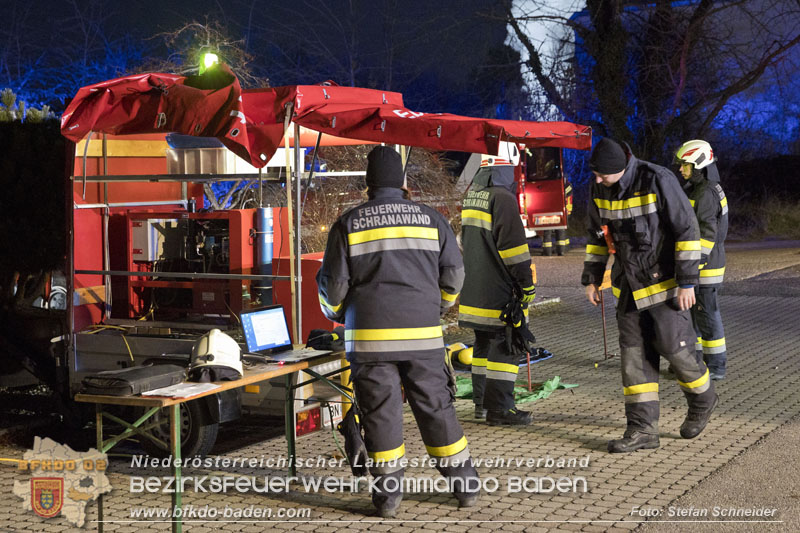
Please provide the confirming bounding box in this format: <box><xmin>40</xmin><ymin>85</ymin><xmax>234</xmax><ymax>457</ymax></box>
<box><xmin>0</xmin><ymin>240</ymin><xmax>799</xmax><ymax>532</ymax></box>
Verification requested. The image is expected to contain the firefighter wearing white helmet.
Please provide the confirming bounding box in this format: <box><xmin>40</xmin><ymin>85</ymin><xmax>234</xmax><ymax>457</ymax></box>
<box><xmin>675</xmin><ymin>139</ymin><xmax>729</xmax><ymax>380</ymax></box>
<box><xmin>459</xmin><ymin>140</ymin><xmax>536</xmax><ymax>426</ymax></box>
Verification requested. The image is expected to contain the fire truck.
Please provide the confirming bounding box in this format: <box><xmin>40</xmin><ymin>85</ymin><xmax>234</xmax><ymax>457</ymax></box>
<box><xmin>457</xmin><ymin>144</ymin><xmax>572</xmax><ymax>240</ymax></box>
<box><xmin>517</xmin><ymin>146</ymin><xmax>571</xmax><ymax>240</ymax></box>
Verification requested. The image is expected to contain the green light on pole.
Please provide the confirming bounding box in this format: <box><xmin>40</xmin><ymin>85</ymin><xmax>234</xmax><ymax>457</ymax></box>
<box><xmin>200</xmin><ymin>52</ymin><xmax>219</xmax><ymax>74</ymax></box>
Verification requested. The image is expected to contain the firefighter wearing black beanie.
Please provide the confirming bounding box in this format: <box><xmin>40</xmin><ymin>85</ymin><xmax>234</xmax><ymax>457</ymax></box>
<box><xmin>589</xmin><ymin>137</ymin><xmax>628</xmax><ymax>174</ymax></box>
<box><xmin>366</xmin><ymin>145</ymin><xmax>405</xmax><ymax>189</ymax></box>
<box><xmin>317</xmin><ymin>144</ymin><xmax>480</xmax><ymax>516</ymax></box>
<box><xmin>581</xmin><ymin>137</ymin><xmax>719</xmax><ymax>454</ymax></box>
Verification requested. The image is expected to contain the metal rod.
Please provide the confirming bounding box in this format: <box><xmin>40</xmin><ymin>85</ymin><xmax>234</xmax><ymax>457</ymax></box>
<box><xmin>71</xmin><ymin>173</ymin><xmax>274</xmax><ymax>182</ymax></box>
<box><xmin>600</xmin><ymin>290</ymin><xmax>609</xmax><ymax>359</ymax></box>
<box><xmin>294</xmin><ymin>122</ymin><xmax>303</xmax><ymax>344</ymax></box>
<box><xmin>81</xmin><ymin>131</ymin><xmax>93</xmax><ymax>199</ymax></box>
<box><xmin>75</xmin><ymin>200</ymin><xmax>188</xmax><ymax>209</ymax></box>
<box><xmin>297</xmin><ymin>368</ymin><xmax>355</xmax><ymax>403</ymax></box>
<box><xmin>301</xmin><ymin>132</ymin><xmax>323</xmax><ymax>213</ymax></box>
<box><xmin>283</xmin><ymin>108</ymin><xmax>298</xmax><ymax>344</ymax></box>
<box><xmin>68</xmin><ymin>138</ymin><xmax>77</xmax><ymax>393</ymax></box>
<box><xmin>102</xmin><ymin>134</ymin><xmax>111</xmax><ymax>320</ymax></box>
<box><xmin>102</xmin><ymin>133</ymin><xmax>108</xmax><ymax>202</ymax></box>
<box><xmin>96</xmin><ymin>405</ymin><xmax>104</xmax><ymax>533</ymax></box>
<box><xmin>402</xmin><ymin>146</ymin><xmax>413</xmax><ymax>184</ymax></box>
<box><xmin>527</xmin><ymin>351</ymin><xmax>532</xmax><ymax>392</ymax></box>
<box><xmin>74</xmin><ymin>269</ymin><xmax>289</xmax><ymax>280</ymax></box>
<box><xmin>170</xmin><ymin>404</ymin><xmax>182</xmax><ymax>533</ymax></box>
<box><xmin>285</xmin><ymin>373</ymin><xmax>296</xmax><ymax>477</ymax></box>
<box><xmin>70</xmin><ymin>170</ymin><xmax>366</xmax><ymax>182</ymax></box>
<box><xmin>303</xmin><ymin>170</ymin><xmax>366</xmax><ymax>177</ymax></box>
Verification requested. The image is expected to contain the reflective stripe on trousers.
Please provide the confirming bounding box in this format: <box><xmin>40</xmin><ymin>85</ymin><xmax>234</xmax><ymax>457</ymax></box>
<box><xmin>691</xmin><ymin>286</ymin><xmax>727</xmax><ymax>374</ymax></box>
<box><xmin>351</xmin><ymin>358</ymin><xmax>471</xmax><ymax>475</ymax></box>
<box><xmin>471</xmin><ymin>329</ymin><xmax>519</xmax><ymax>411</ymax></box>
<box><xmin>617</xmin><ymin>285</ymin><xmax>716</xmax><ymax>433</ymax></box>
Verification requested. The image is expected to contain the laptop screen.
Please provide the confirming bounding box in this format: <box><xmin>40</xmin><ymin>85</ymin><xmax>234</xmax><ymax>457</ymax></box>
<box><xmin>240</xmin><ymin>305</ymin><xmax>293</xmax><ymax>353</ymax></box>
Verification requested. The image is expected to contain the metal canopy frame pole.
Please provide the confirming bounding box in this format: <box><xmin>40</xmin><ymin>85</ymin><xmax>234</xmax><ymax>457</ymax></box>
<box><xmin>293</xmin><ymin>122</ymin><xmax>303</xmax><ymax>344</ymax></box>
<box><xmin>282</xmin><ymin>107</ymin><xmax>299</xmax><ymax>344</ymax></box>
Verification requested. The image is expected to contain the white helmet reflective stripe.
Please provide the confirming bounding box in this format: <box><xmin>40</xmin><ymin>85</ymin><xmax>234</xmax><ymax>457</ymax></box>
<box><xmin>480</xmin><ymin>140</ymin><xmax>520</xmax><ymax>167</ymax></box>
<box><xmin>676</xmin><ymin>139</ymin><xmax>715</xmax><ymax>169</ymax></box>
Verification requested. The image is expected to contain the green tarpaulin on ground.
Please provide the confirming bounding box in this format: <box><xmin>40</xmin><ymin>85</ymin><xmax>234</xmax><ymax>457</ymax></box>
<box><xmin>455</xmin><ymin>375</ymin><xmax>578</xmax><ymax>404</ymax></box>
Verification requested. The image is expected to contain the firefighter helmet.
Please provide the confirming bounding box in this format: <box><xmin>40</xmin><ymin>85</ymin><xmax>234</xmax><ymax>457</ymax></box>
<box><xmin>189</xmin><ymin>328</ymin><xmax>242</xmax><ymax>380</ymax></box>
<box><xmin>447</xmin><ymin>343</ymin><xmax>473</xmax><ymax>371</ymax></box>
<box><xmin>481</xmin><ymin>141</ymin><xmax>520</xmax><ymax>167</ymax></box>
<box><xmin>675</xmin><ymin>139</ymin><xmax>715</xmax><ymax>170</ymax></box>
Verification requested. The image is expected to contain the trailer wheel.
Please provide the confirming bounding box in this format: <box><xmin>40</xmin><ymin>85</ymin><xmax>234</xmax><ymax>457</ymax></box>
<box><xmin>139</xmin><ymin>400</ymin><xmax>218</xmax><ymax>458</ymax></box>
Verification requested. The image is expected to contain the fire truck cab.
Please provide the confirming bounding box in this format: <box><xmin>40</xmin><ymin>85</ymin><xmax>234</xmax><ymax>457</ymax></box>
<box><xmin>516</xmin><ymin>146</ymin><xmax>571</xmax><ymax>239</ymax></box>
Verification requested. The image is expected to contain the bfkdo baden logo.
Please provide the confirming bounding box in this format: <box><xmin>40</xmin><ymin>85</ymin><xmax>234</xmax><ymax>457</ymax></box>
<box><xmin>13</xmin><ymin>437</ymin><xmax>111</xmax><ymax>527</ymax></box>
<box><xmin>31</xmin><ymin>477</ymin><xmax>64</xmax><ymax>518</ymax></box>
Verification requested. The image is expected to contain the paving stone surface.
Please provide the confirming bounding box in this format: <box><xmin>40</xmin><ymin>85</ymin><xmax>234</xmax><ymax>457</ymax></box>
<box><xmin>1</xmin><ymin>243</ymin><xmax>798</xmax><ymax>531</ymax></box>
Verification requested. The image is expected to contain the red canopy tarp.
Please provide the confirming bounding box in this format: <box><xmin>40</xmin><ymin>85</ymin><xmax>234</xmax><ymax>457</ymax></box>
<box><xmin>62</xmin><ymin>65</ymin><xmax>592</xmax><ymax>168</ymax></box>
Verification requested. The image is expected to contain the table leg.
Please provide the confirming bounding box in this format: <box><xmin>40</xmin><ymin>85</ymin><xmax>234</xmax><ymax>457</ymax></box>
<box><xmin>96</xmin><ymin>404</ymin><xmax>103</xmax><ymax>533</ymax></box>
<box><xmin>285</xmin><ymin>373</ymin><xmax>296</xmax><ymax>477</ymax></box>
<box><xmin>170</xmin><ymin>405</ymin><xmax>182</xmax><ymax>533</ymax></box>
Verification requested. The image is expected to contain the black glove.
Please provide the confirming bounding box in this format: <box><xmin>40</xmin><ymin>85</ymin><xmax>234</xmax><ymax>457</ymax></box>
<box><xmin>499</xmin><ymin>299</ymin><xmax>536</xmax><ymax>355</ymax></box>
<box><xmin>337</xmin><ymin>406</ymin><xmax>369</xmax><ymax>476</ymax></box>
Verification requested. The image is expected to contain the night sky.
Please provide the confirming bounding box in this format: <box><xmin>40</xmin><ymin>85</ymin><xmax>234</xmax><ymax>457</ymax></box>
<box><xmin>2</xmin><ymin>0</ymin><xmax>512</xmax><ymax>115</ymax></box>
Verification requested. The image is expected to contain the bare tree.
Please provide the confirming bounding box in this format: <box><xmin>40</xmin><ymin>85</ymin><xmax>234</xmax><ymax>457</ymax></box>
<box><xmin>0</xmin><ymin>0</ymin><xmax>144</xmax><ymax>108</ymax></box>
<box><xmin>503</xmin><ymin>0</ymin><xmax>800</xmax><ymax>160</ymax></box>
<box><xmin>298</xmin><ymin>145</ymin><xmax>462</xmax><ymax>253</ymax></box>
<box><xmin>138</xmin><ymin>19</ymin><xmax>269</xmax><ymax>88</ymax></box>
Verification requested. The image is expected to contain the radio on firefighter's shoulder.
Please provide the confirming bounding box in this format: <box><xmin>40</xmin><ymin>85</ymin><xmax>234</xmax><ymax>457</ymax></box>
<box><xmin>599</xmin><ymin>225</ymin><xmax>616</xmax><ymax>254</ymax></box>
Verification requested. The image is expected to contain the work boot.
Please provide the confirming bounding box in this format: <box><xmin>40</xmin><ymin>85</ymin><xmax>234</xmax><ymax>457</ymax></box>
<box><xmin>705</xmin><ymin>355</ymin><xmax>726</xmax><ymax>381</ymax></box>
<box><xmin>474</xmin><ymin>405</ymin><xmax>487</xmax><ymax>421</ymax></box>
<box><xmin>607</xmin><ymin>429</ymin><xmax>660</xmax><ymax>453</ymax></box>
<box><xmin>456</xmin><ymin>491</ymin><xmax>480</xmax><ymax>508</ymax></box>
<box><xmin>680</xmin><ymin>394</ymin><xmax>719</xmax><ymax>439</ymax></box>
<box><xmin>376</xmin><ymin>500</ymin><xmax>401</xmax><ymax>518</ymax></box>
<box><xmin>372</xmin><ymin>471</ymin><xmax>403</xmax><ymax>518</ymax></box>
<box><xmin>487</xmin><ymin>407</ymin><xmax>532</xmax><ymax>426</ymax></box>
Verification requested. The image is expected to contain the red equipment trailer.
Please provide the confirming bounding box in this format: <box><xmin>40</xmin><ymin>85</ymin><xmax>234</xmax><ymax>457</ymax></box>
<box><xmin>57</xmin><ymin>63</ymin><xmax>591</xmax><ymax>455</ymax></box>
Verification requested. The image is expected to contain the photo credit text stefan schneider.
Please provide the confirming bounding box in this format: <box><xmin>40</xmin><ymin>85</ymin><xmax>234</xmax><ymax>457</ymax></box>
<box><xmin>128</xmin><ymin>453</ymin><xmax>591</xmax><ymax>495</ymax></box>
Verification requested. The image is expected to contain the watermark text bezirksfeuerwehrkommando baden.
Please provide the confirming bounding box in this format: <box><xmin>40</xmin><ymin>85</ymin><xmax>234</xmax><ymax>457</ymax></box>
<box><xmin>128</xmin><ymin>453</ymin><xmax>592</xmax><ymax>495</ymax></box>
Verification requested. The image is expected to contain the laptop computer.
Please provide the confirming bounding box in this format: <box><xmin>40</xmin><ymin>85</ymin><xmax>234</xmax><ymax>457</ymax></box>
<box><xmin>240</xmin><ymin>305</ymin><xmax>331</xmax><ymax>362</ymax></box>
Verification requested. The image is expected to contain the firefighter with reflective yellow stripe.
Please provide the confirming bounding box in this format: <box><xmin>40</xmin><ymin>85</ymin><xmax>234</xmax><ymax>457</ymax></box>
<box><xmin>582</xmin><ymin>138</ymin><xmax>718</xmax><ymax>453</ymax></box>
<box><xmin>542</xmin><ymin>180</ymin><xmax>573</xmax><ymax>256</ymax></box>
<box><xmin>675</xmin><ymin>140</ymin><xmax>728</xmax><ymax>380</ymax></box>
<box><xmin>316</xmin><ymin>146</ymin><xmax>479</xmax><ymax>517</ymax></box>
<box><xmin>458</xmin><ymin>141</ymin><xmax>535</xmax><ymax>426</ymax></box>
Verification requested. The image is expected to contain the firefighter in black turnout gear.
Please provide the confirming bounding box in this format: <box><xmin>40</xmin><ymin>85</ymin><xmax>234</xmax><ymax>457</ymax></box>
<box><xmin>317</xmin><ymin>146</ymin><xmax>479</xmax><ymax>517</ymax></box>
<box><xmin>459</xmin><ymin>142</ymin><xmax>536</xmax><ymax>426</ymax></box>
<box><xmin>542</xmin><ymin>180</ymin><xmax>573</xmax><ymax>256</ymax></box>
<box><xmin>582</xmin><ymin>138</ymin><xmax>718</xmax><ymax>453</ymax></box>
<box><xmin>675</xmin><ymin>140</ymin><xmax>729</xmax><ymax>380</ymax></box>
